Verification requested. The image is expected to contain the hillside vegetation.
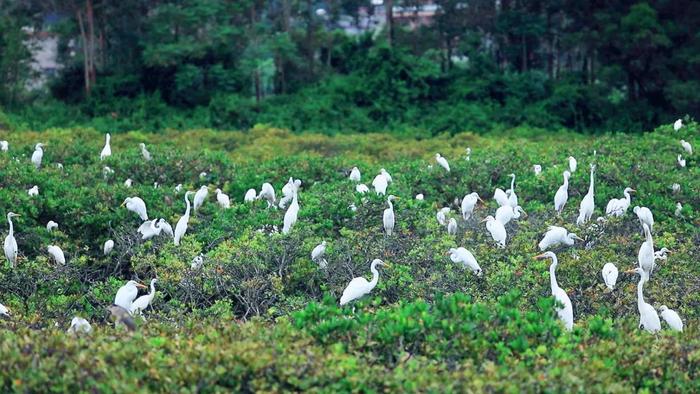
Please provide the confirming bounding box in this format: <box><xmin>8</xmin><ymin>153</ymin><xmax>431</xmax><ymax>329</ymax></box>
<box><xmin>0</xmin><ymin>123</ymin><xmax>698</xmax><ymax>391</ymax></box>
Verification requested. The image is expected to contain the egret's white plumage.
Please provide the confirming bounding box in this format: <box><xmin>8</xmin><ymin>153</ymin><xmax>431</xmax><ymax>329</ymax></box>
<box><xmin>493</xmin><ymin>188</ymin><xmax>509</xmax><ymax>207</ymax></box>
<box><xmin>46</xmin><ymin>221</ymin><xmax>58</xmax><ymax>232</ymax></box>
<box><xmin>380</xmin><ymin>169</ymin><xmax>392</xmax><ymax>183</ymax></box>
<box><xmin>31</xmin><ymin>143</ymin><xmax>44</xmax><ymax>169</ymax></box>
<box><xmin>554</xmin><ymin>171</ymin><xmax>570</xmax><ymax>215</ymax></box>
<box><xmin>27</xmin><ymin>185</ymin><xmax>39</xmax><ymax>196</ymax></box>
<box><xmin>447</xmin><ymin>218</ymin><xmax>458</xmax><ymax>235</ymax></box>
<box><xmin>243</xmin><ymin>188</ymin><xmax>257</xmax><ymax>202</ymax></box>
<box><xmin>626</xmin><ymin>268</ymin><xmax>661</xmax><ymax>333</ymax></box>
<box><xmin>576</xmin><ymin>164</ymin><xmax>595</xmax><ymax>225</ymax></box>
<box><xmin>383</xmin><ymin>195</ymin><xmax>398</xmax><ymax>236</ymax></box>
<box><xmin>372</xmin><ymin>173</ymin><xmax>388</xmax><ymax>195</ymax></box>
<box><xmin>415</xmin><ymin>194</ymin><xmax>424</xmax><ymax>200</ymax></box>
<box><xmin>507</xmin><ymin>174</ymin><xmax>518</xmax><ymax>207</ymax></box>
<box><xmin>100</xmin><ymin>133</ymin><xmax>111</xmax><ymax>160</ymax></box>
<box><xmin>680</xmin><ymin>140</ymin><xmax>692</xmax><ymax>155</ymax></box>
<box><xmin>279</xmin><ymin>178</ymin><xmax>301</xmax><ymax>209</ymax></box>
<box><xmin>124</xmin><ymin>179</ymin><xmax>133</xmax><ymax>188</ymax></box>
<box><xmin>0</xmin><ymin>140</ymin><xmax>7</xmax><ymax>152</ymax></box>
<box><xmin>67</xmin><ymin>316</ymin><xmax>92</xmax><ymax>335</ymax></box>
<box><xmin>435</xmin><ymin>153</ymin><xmax>450</xmax><ymax>172</ymax></box>
<box><xmin>535</xmin><ymin>252</ymin><xmax>573</xmax><ymax>330</ymax></box>
<box><xmin>677</xmin><ymin>154</ymin><xmax>686</xmax><ymax>168</ymax></box>
<box><xmin>356</xmin><ymin>184</ymin><xmax>369</xmax><ymax>194</ymax></box>
<box><xmin>638</xmin><ymin>223</ymin><xmax>655</xmax><ymax>277</ymax></box>
<box><xmin>482</xmin><ymin>215</ymin><xmax>506</xmax><ymax>248</ymax></box>
<box><xmin>436</xmin><ymin>207</ymin><xmax>450</xmax><ymax>226</ymax></box>
<box><xmin>193</xmin><ymin>185</ymin><xmax>209</xmax><ymax>211</ymax></box>
<box><xmin>139</xmin><ymin>143</ymin><xmax>152</xmax><ymax>161</ymax></box>
<box><xmin>538</xmin><ymin>226</ymin><xmax>582</xmax><ymax>251</ymax></box>
<box><xmin>130</xmin><ymin>279</ymin><xmax>157</xmax><ymax>315</ymax></box>
<box><xmin>461</xmin><ymin>192</ymin><xmax>481</xmax><ymax>220</ymax></box>
<box><xmin>568</xmin><ymin>156</ymin><xmax>577</xmax><ymax>172</ymax></box>
<box><xmin>339</xmin><ymin>259</ymin><xmax>385</xmax><ymax>305</ymax></box>
<box><xmin>114</xmin><ymin>280</ymin><xmax>146</xmax><ymax>311</ymax></box>
<box><xmin>606</xmin><ymin>187</ymin><xmax>635</xmax><ymax>217</ymax></box>
<box><xmin>601</xmin><ymin>263</ymin><xmax>618</xmax><ymax>290</ymax></box>
<box><xmin>138</xmin><ymin>219</ymin><xmax>163</xmax><ymax>240</ymax></box>
<box><xmin>282</xmin><ymin>189</ymin><xmax>299</xmax><ymax>234</ymax></box>
<box><xmin>659</xmin><ymin>305</ymin><xmax>683</xmax><ymax>332</ymax></box>
<box><xmin>47</xmin><ymin>245</ymin><xmax>66</xmax><ymax>265</ymax></box>
<box><xmin>174</xmin><ymin>191</ymin><xmax>193</xmax><ymax>246</ymax></box>
<box><xmin>104</xmin><ymin>239</ymin><xmax>115</xmax><ymax>255</ymax></box>
<box><xmin>215</xmin><ymin>188</ymin><xmax>230</xmax><ymax>209</ymax></box>
<box><xmin>3</xmin><ymin>212</ymin><xmax>20</xmax><ymax>268</ymax></box>
<box><xmin>349</xmin><ymin>167</ymin><xmax>361</xmax><ymax>182</ymax></box>
<box><xmin>258</xmin><ymin>183</ymin><xmax>276</xmax><ymax>208</ymax></box>
<box><xmin>448</xmin><ymin>247</ymin><xmax>481</xmax><ymax>276</ymax></box>
<box><xmin>122</xmin><ymin>197</ymin><xmax>148</xmax><ymax>221</ymax></box>
<box><xmin>311</xmin><ymin>241</ymin><xmax>327</xmax><ymax>268</ymax></box>
<box><xmin>672</xmin><ymin>183</ymin><xmax>680</xmax><ymax>193</ymax></box>
<box><xmin>633</xmin><ymin>206</ymin><xmax>653</xmax><ymax>233</ymax></box>
<box><xmin>533</xmin><ymin>164</ymin><xmax>542</xmax><ymax>176</ymax></box>
<box><xmin>673</xmin><ymin>119</ymin><xmax>683</xmax><ymax>131</ymax></box>
<box><xmin>495</xmin><ymin>205</ymin><xmax>525</xmax><ymax>225</ymax></box>
<box><xmin>0</xmin><ymin>303</ymin><xmax>9</xmax><ymax>317</ymax></box>
<box><xmin>675</xmin><ymin>202</ymin><xmax>682</xmax><ymax>217</ymax></box>
<box><xmin>158</xmin><ymin>219</ymin><xmax>173</xmax><ymax>237</ymax></box>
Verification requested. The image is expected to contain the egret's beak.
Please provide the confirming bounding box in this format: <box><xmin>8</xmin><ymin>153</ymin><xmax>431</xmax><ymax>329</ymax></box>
<box><xmin>480</xmin><ymin>218</ymin><xmax>488</xmax><ymax>223</ymax></box>
<box><xmin>120</xmin><ymin>201</ymin><xmax>126</xmax><ymax>207</ymax></box>
<box><xmin>478</xmin><ymin>197</ymin><xmax>485</xmax><ymax>203</ymax></box>
<box><xmin>573</xmin><ymin>235</ymin><xmax>584</xmax><ymax>241</ymax></box>
<box><xmin>624</xmin><ymin>269</ymin><xmax>636</xmax><ymax>274</ymax></box>
<box><xmin>533</xmin><ymin>254</ymin><xmax>547</xmax><ymax>260</ymax></box>
<box><xmin>629</xmin><ymin>189</ymin><xmax>636</xmax><ymax>193</ymax></box>
<box><xmin>444</xmin><ymin>251</ymin><xmax>451</xmax><ymax>256</ymax></box>
<box><xmin>136</xmin><ymin>283</ymin><xmax>147</xmax><ymax>289</ymax></box>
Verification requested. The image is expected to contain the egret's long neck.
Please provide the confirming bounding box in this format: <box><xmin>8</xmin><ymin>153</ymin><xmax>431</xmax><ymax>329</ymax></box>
<box><xmin>637</xmin><ymin>276</ymin><xmax>645</xmax><ymax>310</ymax></box>
<box><xmin>563</xmin><ymin>174</ymin><xmax>569</xmax><ymax>188</ymax></box>
<box><xmin>387</xmin><ymin>199</ymin><xmax>393</xmax><ymax>210</ymax></box>
<box><xmin>369</xmin><ymin>264</ymin><xmax>380</xmax><ymax>289</ymax></box>
<box><xmin>7</xmin><ymin>216</ymin><xmax>13</xmax><ymax>236</ymax></box>
<box><xmin>549</xmin><ymin>258</ymin><xmax>559</xmax><ymax>293</ymax></box>
<box><xmin>510</xmin><ymin>175</ymin><xmax>515</xmax><ymax>192</ymax></box>
<box><xmin>588</xmin><ymin>168</ymin><xmax>594</xmax><ymax>195</ymax></box>
<box><xmin>624</xmin><ymin>191</ymin><xmax>631</xmax><ymax>204</ymax></box>
<box><xmin>184</xmin><ymin>194</ymin><xmax>191</xmax><ymax>215</ymax></box>
<box><xmin>644</xmin><ymin>225</ymin><xmax>653</xmax><ymax>250</ymax></box>
<box><xmin>149</xmin><ymin>282</ymin><xmax>156</xmax><ymax>297</ymax></box>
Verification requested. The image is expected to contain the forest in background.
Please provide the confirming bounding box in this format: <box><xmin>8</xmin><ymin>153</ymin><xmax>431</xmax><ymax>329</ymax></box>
<box><xmin>0</xmin><ymin>0</ymin><xmax>698</xmax><ymax>134</ymax></box>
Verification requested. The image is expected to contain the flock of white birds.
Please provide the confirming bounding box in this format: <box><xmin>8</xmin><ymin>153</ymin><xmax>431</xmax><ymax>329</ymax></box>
<box><xmin>0</xmin><ymin>120</ymin><xmax>692</xmax><ymax>334</ymax></box>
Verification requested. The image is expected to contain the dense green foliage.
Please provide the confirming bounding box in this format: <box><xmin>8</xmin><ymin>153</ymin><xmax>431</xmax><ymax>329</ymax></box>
<box><xmin>0</xmin><ymin>123</ymin><xmax>698</xmax><ymax>390</ymax></box>
<box><xmin>1</xmin><ymin>1</ymin><xmax>699</xmax><ymax>134</ymax></box>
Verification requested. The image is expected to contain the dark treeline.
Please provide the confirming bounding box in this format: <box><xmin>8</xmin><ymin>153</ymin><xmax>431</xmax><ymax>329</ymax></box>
<box><xmin>0</xmin><ymin>0</ymin><xmax>698</xmax><ymax>134</ymax></box>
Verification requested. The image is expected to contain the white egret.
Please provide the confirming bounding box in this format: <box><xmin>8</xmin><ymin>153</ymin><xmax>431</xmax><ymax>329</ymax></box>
<box><xmin>3</xmin><ymin>212</ymin><xmax>20</xmax><ymax>268</ymax></box>
<box><xmin>673</xmin><ymin>119</ymin><xmax>683</xmax><ymax>131</ymax></box>
<box><xmin>158</xmin><ymin>219</ymin><xmax>173</xmax><ymax>237</ymax></box>
<box><xmin>258</xmin><ymin>183</ymin><xmax>276</xmax><ymax>208</ymax></box>
<box><xmin>380</xmin><ymin>168</ymin><xmax>392</xmax><ymax>183</ymax></box>
<box><xmin>493</xmin><ymin>188</ymin><xmax>510</xmax><ymax>207</ymax></box>
<box><xmin>633</xmin><ymin>206</ymin><xmax>653</xmax><ymax>233</ymax></box>
<box><xmin>605</xmin><ymin>187</ymin><xmax>635</xmax><ymax>217</ymax></box>
<box><xmin>67</xmin><ymin>317</ymin><xmax>92</xmax><ymax>335</ymax></box>
<box><xmin>356</xmin><ymin>184</ymin><xmax>370</xmax><ymax>194</ymax></box>
<box><xmin>138</xmin><ymin>219</ymin><xmax>164</xmax><ymax>240</ymax></box>
<box><xmin>280</xmin><ymin>178</ymin><xmax>301</xmax><ymax>209</ymax></box>
<box><xmin>191</xmin><ymin>254</ymin><xmax>204</xmax><ymax>270</ymax></box>
<box><xmin>659</xmin><ymin>306</ymin><xmax>683</xmax><ymax>332</ymax></box>
<box><xmin>31</xmin><ymin>143</ymin><xmax>44</xmax><ymax>169</ymax></box>
<box><xmin>507</xmin><ymin>173</ymin><xmax>518</xmax><ymax>207</ymax></box>
<box><xmin>677</xmin><ymin>154</ymin><xmax>686</xmax><ymax>168</ymax></box>
<box><xmin>130</xmin><ymin>279</ymin><xmax>157</xmax><ymax>315</ymax></box>
<box><xmin>121</xmin><ymin>197</ymin><xmax>148</xmax><ymax>221</ymax></box>
<box><xmin>100</xmin><ymin>133</ymin><xmax>111</xmax><ymax>160</ymax></box>
<box><xmin>0</xmin><ymin>140</ymin><xmax>7</xmax><ymax>152</ymax></box>
<box><xmin>601</xmin><ymin>263</ymin><xmax>618</xmax><ymax>290</ymax></box>
<box><xmin>372</xmin><ymin>173</ymin><xmax>388</xmax><ymax>195</ymax></box>
<box><xmin>174</xmin><ymin>191</ymin><xmax>194</xmax><ymax>246</ymax></box>
<box><xmin>114</xmin><ymin>280</ymin><xmax>146</xmax><ymax>310</ymax></box>
<box><xmin>199</xmin><ymin>171</ymin><xmax>207</xmax><ymax>179</ymax></box>
<box><xmin>215</xmin><ymin>188</ymin><xmax>231</xmax><ymax>209</ymax></box>
<box><xmin>311</xmin><ymin>241</ymin><xmax>328</xmax><ymax>268</ymax></box>
<box><xmin>568</xmin><ymin>156</ymin><xmax>577</xmax><ymax>172</ymax></box>
<box><xmin>47</xmin><ymin>245</ymin><xmax>66</xmax><ymax>265</ymax></box>
<box><xmin>465</xmin><ymin>147</ymin><xmax>471</xmax><ymax>161</ymax></box>
<box><xmin>680</xmin><ymin>140</ymin><xmax>692</xmax><ymax>155</ymax></box>
<box><xmin>638</xmin><ymin>223</ymin><xmax>655</xmax><ymax>277</ymax></box>
<box><xmin>124</xmin><ymin>179</ymin><xmax>133</xmax><ymax>188</ymax></box>
<box><xmin>436</xmin><ymin>207</ymin><xmax>450</xmax><ymax>226</ymax></box>
<box><xmin>193</xmin><ymin>185</ymin><xmax>209</xmax><ymax>211</ymax></box>
<box><xmin>447</xmin><ymin>247</ymin><xmax>481</xmax><ymax>276</ymax></box>
<box><xmin>538</xmin><ymin>226</ymin><xmax>582</xmax><ymax>251</ymax></box>
<box><xmin>339</xmin><ymin>259</ymin><xmax>386</xmax><ymax>305</ymax></box>
<box><xmin>625</xmin><ymin>268</ymin><xmax>661</xmax><ymax>333</ymax></box>
<box><xmin>461</xmin><ymin>192</ymin><xmax>482</xmax><ymax>220</ymax></box>
<box><xmin>675</xmin><ymin>202</ymin><xmax>682</xmax><ymax>217</ymax></box>
<box><xmin>282</xmin><ymin>189</ymin><xmax>299</xmax><ymax>235</ymax></box>
<box><xmin>435</xmin><ymin>153</ymin><xmax>450</xmax><ymax>172</ymax></box>
<box><xmin>495</xmin><ymin>205</ymin><xmax>526</xmax><ymax>225</ymax></box>
<box><xmin>244</xmin><ymin>188</ymin><xmax>257</xmax><ymax>202</ymax></box>
<box><xmin>672</xmin><ymin>183</ymin><xmax>680</xmax><ymax>193</ymax></box>
<box><xmin>27</xmin><ymin>185</ymin><xmax>39</xmax><ymax>196</ymax></box>
<box><xmin>654</xmin><ymin>247</ymin><xmax>670</xmax><ymax>262</ymax></box>
<box><xmin>415</xmin><ymin>194</ymin><xmax>424</xmax><ymax>200</ymax></box>
<box><xmin>576</xmin><ymin>164</ymin><xmax>595</xmax><ymax>226</ymax></box>
<box><xmin>0</xmin><ymin>303</ymin><xmax>9</xmax><ymax>317</ymax></box>
<box><xmin>104</xmin><ymin>239</ymin><xmax>115</xmax><ymax>255</ymax></box>
<box><xmin>447</xmin><ymin>218</ymin><xmax>458</xmax><ymax>235</ymax></box>
<box><xmin>554</xmin><ymin>171</ymin><xmax>571</xmax><ymax>215</ymax></box>
<box><xmin>175</xmin><ymin>184</ymin><xmax>183</xmax><ymax>193</ymax></box>
<box><xmin>481</xmin><ymin>216</ymin><xmax>506</xmax><ymax>248</ymax></box>
<box><xmin>533</xmin><ymin>164</ymin><xmax>542</xmax><ymax>176</ymax></box>
<box><xmin>349</xmin><ymin>167</ymin><xmax>361</xmax><ymax>182</ymax></box>
<box><xmin>535</xmin><ymin>252</ymin><xmax>573</xmax><ymax>331</ymax></box>
<box><xmin>46</xmin><ymin>221</ymin><xmax>58</xmax><ymax>232</ymax></box>
<box><xmin>383</xmin><ymin>195</ymin><xmax>398</xmax><ymax>236</ymax></box>
<box><xmin>139</xmin><ymin>143</ymin><xmax>152</xmax><ymax>161</ymax></box>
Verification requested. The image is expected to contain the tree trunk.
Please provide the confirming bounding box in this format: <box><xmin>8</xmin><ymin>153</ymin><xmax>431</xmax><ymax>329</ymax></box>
<box><xmin>76</xmin><ymin>9</ymin><xmax>91</xmax><ymax>95</ymax></box>
<box><xmin>385</xmin><ymin>0</ymin><xmax>394</xmax><ymax>46</ymax></box>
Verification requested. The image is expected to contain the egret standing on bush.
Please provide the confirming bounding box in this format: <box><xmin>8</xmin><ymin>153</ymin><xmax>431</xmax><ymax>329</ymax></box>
<box><xmin>31</xmin><ymin>143</ymin><xmax>45</xmax><ymax>169</ymax></box>
<box><xmin>174</xmin><ymin>191</ymin><xmax>194</xmax><ymax>246</ymax></box>
<box><xmin>482</xmin><ymin>215</ymin><xmax>506</xmax><ymax>248</ymax></box>
<box><xmin>114</xmin><ymin>280</ymin><xmax>147</xmax><ymax>310</ymax></box>
<box><xmin>349</xmin><ymin>167</ymin><xmax>361</xmax><ymax>182</ymax></box>
<box><xmin>461</xmin><ymin>192</ymin><xmax>482</xmax><ymax>221</ymax></box>
<box><xmin>625</xmin><ymin>267</ymin><xmax>660</xmax><ymax>333</ymax></box>
<box><xmin>215</xmin><ymin>188</ymin><xmax>230</xmax><ymax>209</ymax></box>
<box><xmin>47</xmin><ymin>245</ymin><xmax>66</xmax><ymax>265</ymax></box>
<box><xmin>576</xmin><ymin>164</ymin><xmax>595</xmax><ymax>225</ymax></box>
<box><xmin>538</xmin><ymin>226</ymin><xmax>582</xmax><ymax>251</ymax></box>
<box><xmin>554</xmin><ymin>171</ymin><xmax>570</xmax><ymax>215</ymax></box>
<box><xmin>435</xmin><ymin>153</ymin><xmax>450</xmax><ymax>172</ymax></box>
<box><xmin>130</xmin><ymin>279</ymin><xmax>157</xmax><ymax>316</ymax></box>
<box><xmin>383</xmin><ymin>195</ymin><xmax>399</xmax><ymax>236</ymax></box>
<box><xmin>100</xmin><ymin>133</ymin><xmax>111</xmax><ymax>160</ymax></box>
<box><xmin>535</xmin><ymin>252</ymin><xmax>573</xmax><ymax>331</ymax></box>
<box><xmin>121</xmin><ymin>197</ymin><xmax>148</xmax><ymax>221</ymax></box>
<box><xmin>139</xmin><ymin>143</ymin><xmax>152</xmax><ymax>161</ymax></box>
<box><xmin>568</xmin><ymin>156</ymin><xmax>577</xmax><ymax>172</ymax></box>
<box><xmin>193</xmin><ymin>186</ymin><xmax>209</xmax><ymax>212</ymax></box>
<box><xmin>447</xmin><ymin>247</ymin><xmax>482</xmax><ymax>276</ymax></box>
<box><xmin>606</xmin><ymin>187</ymin><xmax>635</xmax><ymax>216</ymax></box>
<box><xmin>601</xmin><ymin>263</ymin><xmax>618</xmax><ymax>291</ymax></box>
<box><xmin>340</xmin><ymin>259</ymin><xmax>386</xmax><ymax>306</ymax></box>
<box><xmin>282</xmin><ymin>189</ymin><xmax>299</xmax><ymax>234</ymax></box>
<box><xmin>4</xmin><ymin>212</ymin><xmax>20</xmax><ymax>268</ymax></box>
